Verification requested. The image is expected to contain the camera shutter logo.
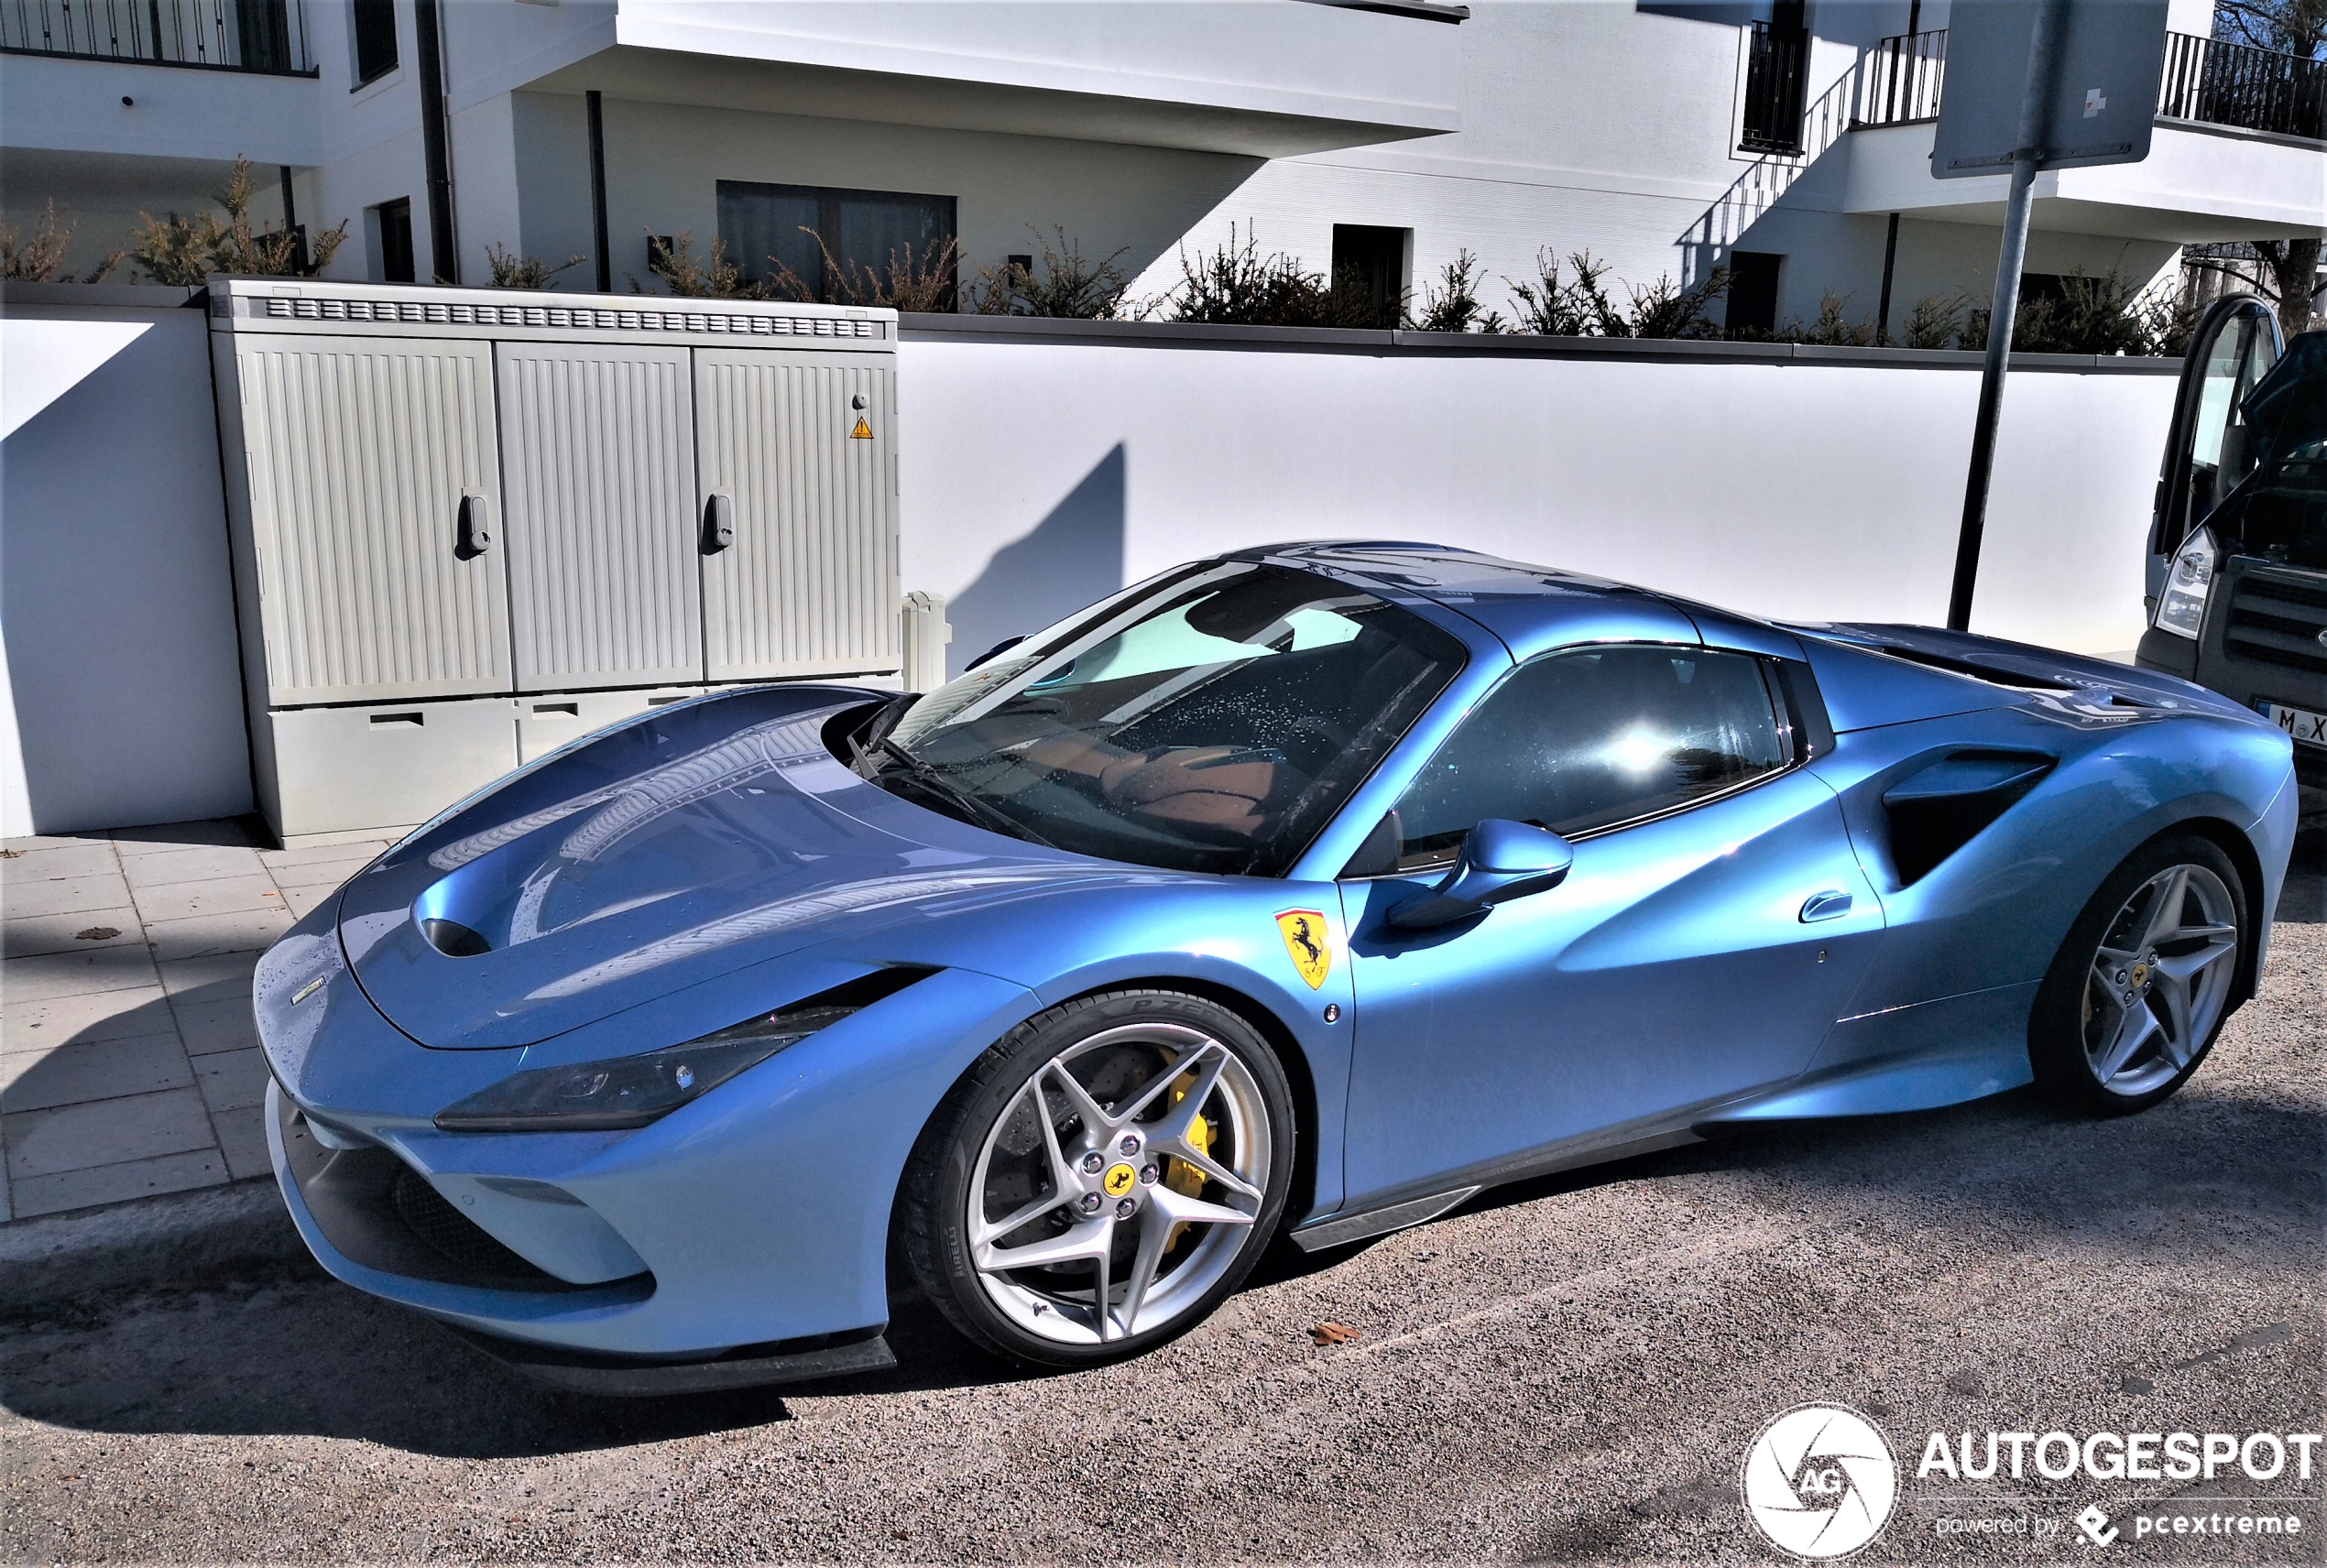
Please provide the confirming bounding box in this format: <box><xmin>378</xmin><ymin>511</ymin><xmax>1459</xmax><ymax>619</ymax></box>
<box><xmin>1740</xmin><ymin>1404</ymin><xmax>1898</xmax><ymax>1559</ymax></box>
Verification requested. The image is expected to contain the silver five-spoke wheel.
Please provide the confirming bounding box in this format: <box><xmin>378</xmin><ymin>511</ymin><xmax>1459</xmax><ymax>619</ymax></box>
<box><xmin>969</xmin><ymin>1023</ymin><xmax>1269</xmax><ymax>1345</ymax></box>
<box><xmin>2035</xmin><ymin>834</ymin><xmax>2246</xmax><ymax>1116</ymax></box>
<box><xmin>2081</xmin><ymin>863</ymin><xmax>2239</xmax><ymax>1096</ymax></box>
<box><xmin>902</xmin><ymin>989</ymin><xmax>1294</xmax><ymax>1367</ymax></box>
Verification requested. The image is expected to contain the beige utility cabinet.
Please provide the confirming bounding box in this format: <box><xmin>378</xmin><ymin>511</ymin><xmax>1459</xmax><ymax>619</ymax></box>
<box><xmin>207</xmin><ymin>278</ymin><xmax>901</xmax><ymax>844</ymax></box>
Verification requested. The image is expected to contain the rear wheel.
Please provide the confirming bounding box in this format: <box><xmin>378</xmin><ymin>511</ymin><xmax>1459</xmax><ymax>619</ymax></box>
<box><xmin>901</xmin><ymin>990</ymin><xmax>1295</xmax><ymax>1367</ymax></box>
<box><xmin>2031</xmin><ymin>834</ymin><xmax>2245</xmax><ymax>1116</ymax></box>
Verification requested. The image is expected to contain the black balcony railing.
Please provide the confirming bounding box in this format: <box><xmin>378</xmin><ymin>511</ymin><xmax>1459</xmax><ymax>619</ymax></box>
<box><xmin>1855</xmin><ymin>28</ymin><xmax>1945</xmax><ymax>128</ymax></box>
<box><xmin>1</xmin><ymin>0</ymin><xmax>314</xmax><ymax>74</ymax></box>
<box><xmin>2158</xmin><ymin>30</ymin><xmax>2325</xmax><ymax>141</ymax></box>
<box><xmin>1850</xmin><ymin>27</ymin><xmax>2322</xmax><ymax>143</ymax></box>
<box><xmin>1741</xmin><ymin>19</ymin><xmax>1812</xmax><ymax>154</ymax></box>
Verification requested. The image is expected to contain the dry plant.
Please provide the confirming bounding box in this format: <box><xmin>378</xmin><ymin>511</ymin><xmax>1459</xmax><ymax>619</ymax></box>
<box><xmin>2</xmin><ymin>201</ymin><xmax>123</xmax><ymax>282</ymax></box>
<box><xmin>486</xmin><ymin>242</ymin><xmax>584</xmax><ymax>289</ymax></box>
<box><xmin>130</xmin><ymin>158</ymin><xmax>344</xmax><ymax>284</ymax></box>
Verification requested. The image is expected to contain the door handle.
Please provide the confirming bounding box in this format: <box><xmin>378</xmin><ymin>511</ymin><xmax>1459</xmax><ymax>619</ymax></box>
<box><xmin>702</xmin><ymin>492</ymin><xmax>734</xmax><ymax>554</ymax></box>
<box><xmin>455</xmin><ymin>493</ymin><xmax>492</xmax><ymax>558</ymax></box>
<box><xmin>1799</xmin><ymin>889</ymin><xmax>1853</xmax><ymax>922</ymax></box>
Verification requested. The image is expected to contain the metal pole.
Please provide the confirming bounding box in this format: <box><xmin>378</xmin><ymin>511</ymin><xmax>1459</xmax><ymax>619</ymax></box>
<box><xmin>1876</xmin><ymin>212</ymin><xmax>1901</xmax><ymax>344</ymax></box>
<box><xmin>1945</xmin><ymin>0</ymin><xmax>2062</xmax><ymax>632</ymax></box>
<box><xmin>587</xmin><ymin>90</ymin><xmax>611</xmax><ymax>294</ymax></box>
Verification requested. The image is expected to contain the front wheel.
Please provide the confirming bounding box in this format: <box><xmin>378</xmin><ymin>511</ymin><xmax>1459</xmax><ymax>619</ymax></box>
<box><xmin>900</xmin><ymin>990</ymin><xmax>1295</xmax><ymax>1367</ymax></box>
<box><xmin>2030</xmin><ymin>833</ymin><xmax>2247</xmax><ymax>1116</ymax></box>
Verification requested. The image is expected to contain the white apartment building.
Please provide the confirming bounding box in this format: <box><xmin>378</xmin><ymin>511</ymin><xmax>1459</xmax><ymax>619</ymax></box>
<box><xmin>2</xmin><ymin>0</ymin><xmax>2322</xmax><ymax>332</ymax></box>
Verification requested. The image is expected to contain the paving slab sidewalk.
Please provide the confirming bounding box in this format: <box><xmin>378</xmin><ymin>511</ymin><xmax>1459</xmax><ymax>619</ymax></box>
<box><xmin>0</xmin><ymin>820</ymin><xmax>388</xmax><ymax>1221</ymax></box>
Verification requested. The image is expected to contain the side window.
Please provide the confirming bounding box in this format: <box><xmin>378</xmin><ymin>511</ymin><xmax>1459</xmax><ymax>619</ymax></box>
<box><xmin>1391</xmin><ymin>645</ymin><xmax>1790</xmax><ymax>866</ymax></box>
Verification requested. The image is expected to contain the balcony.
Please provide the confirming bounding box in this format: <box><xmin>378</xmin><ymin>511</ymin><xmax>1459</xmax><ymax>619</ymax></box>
<box><xmin>0</xmin><ymin>0</ymin><xmax>315</xmax><ymax>75</ymax></box>
<box><xmin>1840</xmin><ymin>27</ymin><xmax>2325</xmax><ymax>244</ymax></box>
<box><xmin>497</xmin><ymin>0</ymin><xmax>1464</xmax><ymax>158</ymax></box>
<box><xmin>1852</xmin><ymin>27</ymin><xmax>2323</xmax><ymax>142</ymax></box>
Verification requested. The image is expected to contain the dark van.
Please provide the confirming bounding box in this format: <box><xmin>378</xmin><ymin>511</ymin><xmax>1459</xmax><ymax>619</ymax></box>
<box><xmin>2137</xmin><ymin>293</ymin><xmax>2325</xmax><ymax>820</ymax></box>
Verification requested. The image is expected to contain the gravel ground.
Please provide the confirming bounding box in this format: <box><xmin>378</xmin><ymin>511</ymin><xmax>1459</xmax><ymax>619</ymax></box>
<box><xmin>3</xmin><ymin>850</ymin><xmax>2321</xmax><ymax>1565</ymax></box>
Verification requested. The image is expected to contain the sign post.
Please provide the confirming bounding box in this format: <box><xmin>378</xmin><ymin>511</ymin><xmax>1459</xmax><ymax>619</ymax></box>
<box><xmin>1932</xmin><ymin>0</ymin><xmax>2169</xmax><ymax>630</ymax></box>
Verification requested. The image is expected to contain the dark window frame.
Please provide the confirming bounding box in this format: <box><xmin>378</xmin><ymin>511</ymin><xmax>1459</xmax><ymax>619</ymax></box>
<box><xmin>351</xmin><ymin>0</ymin><xmax>398</xmax><ymax>86</ymax></box>
<box><xmin>1726</xmin><ymin>250</ymin><xmax>1784</xmax><ymax>334</ymax></box>
<box><xmin>716</xmin><ymin>180</ymin><xmax>958</xmax><ymax>306</ymax></box>
<box><xmin>1372</xmin><ymin>641</ymin><xmax>1808</xmax><ymax>874</ymax></box>
<box><xmin>373</xmin><ymin>197</ymin><xmax>415</xmax><ymax>283</ymax></box>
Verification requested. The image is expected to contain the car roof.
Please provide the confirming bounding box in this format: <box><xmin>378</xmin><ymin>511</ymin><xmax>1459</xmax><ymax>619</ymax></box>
<box><xmin>1229</xmin><ymin>539</ymin><xmax>1718</xmax><ymax>657</ymax></box>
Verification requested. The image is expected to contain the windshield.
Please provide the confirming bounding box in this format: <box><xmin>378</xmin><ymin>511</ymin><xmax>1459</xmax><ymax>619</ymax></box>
<box><xmin>858</xmin><ymin>562</ymin><xmax>1468</xmax><ymax>876</ymax></box>
<box><xmin>2223</xmin><ymin>331</ymin><xmax>2327</xmax><ymax>572</ymax></box>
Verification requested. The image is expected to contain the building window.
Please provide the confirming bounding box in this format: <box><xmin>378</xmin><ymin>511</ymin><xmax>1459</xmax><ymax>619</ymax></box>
<box><xmin>1332</xmin><ymin>224</ymin><xmax>1409</xmax><ymax>321</ymax></box>
<box><xmin>1726</xmin><ymin>251</ymin><xmax>1782</xmax><ymax>334</ymax></box>
<box><xmin>716</xmin><ymin>181</ymin><xmax>957</xmax><ymax>305</ymax></box>
<box><xmin>1740</xmin><ymin>0</ymin><xmax>1809</xmax><ymax>153</ymax></box>
<box><xmin>370</xmin><ymin>199</ymin><xmax>415</xmax><ymax>283</ymax></box>
<box><xmin>352</xmin><ymin>0</ymin><xmax>397</xmax><ymax>86</ymax></box>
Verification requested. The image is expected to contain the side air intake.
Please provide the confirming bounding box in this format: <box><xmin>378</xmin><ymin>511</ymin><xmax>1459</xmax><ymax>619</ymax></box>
<box><xmin>1881</xmin><ymin>750</ymin><xmax>2056</xmax><ymax>886</ymax></box>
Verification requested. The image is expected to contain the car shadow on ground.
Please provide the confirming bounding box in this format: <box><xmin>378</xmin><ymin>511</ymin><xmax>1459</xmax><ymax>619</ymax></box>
<box><xmin>6</xmin><ymin>842</ymin><xmax>2317</xmax><ymax>1459</ymax></box>
<box><xmin>5</xmin><ymin>1070</ymin><xmax>2315</xmax><ymax>1459</ymax></box>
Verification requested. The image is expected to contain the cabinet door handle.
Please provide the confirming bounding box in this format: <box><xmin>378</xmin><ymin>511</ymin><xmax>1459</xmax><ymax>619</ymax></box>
<box><xmin>456</xmin><ymin>493</ymin><xmax>492</xmax><ymax>557</ymax></box>
<box><xmin>703</xmin><ymin>492</ymin><xmax>734</xmax><ymax>554</ymax></box>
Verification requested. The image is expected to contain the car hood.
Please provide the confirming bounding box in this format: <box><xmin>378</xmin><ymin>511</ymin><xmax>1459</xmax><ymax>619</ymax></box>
<box><xmin>339</xmin><ymin>687</ymin><xmax>1178</xmax><ymax>1050</ymax></box>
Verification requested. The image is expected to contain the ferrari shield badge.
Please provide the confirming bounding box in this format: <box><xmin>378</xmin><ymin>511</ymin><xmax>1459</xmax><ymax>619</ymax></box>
<box><xmin>1275</xmin><ymin>909</ymin><xmax>1332</xmax><ymax>990</ymax></box>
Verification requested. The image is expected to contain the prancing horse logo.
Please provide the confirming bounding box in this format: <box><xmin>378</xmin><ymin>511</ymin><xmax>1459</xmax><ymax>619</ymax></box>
<box><xmin>1275</xmin><ymin>909</ymin><xmax>1332</xmax><ymax>990</ymax></box>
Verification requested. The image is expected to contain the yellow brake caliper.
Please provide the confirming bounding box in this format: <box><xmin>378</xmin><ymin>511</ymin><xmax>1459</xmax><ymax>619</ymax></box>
<box><xmin>1164</xmin><ymin>1076</ymin><xmax>1212</xmax><ymax>1249</ymax></box>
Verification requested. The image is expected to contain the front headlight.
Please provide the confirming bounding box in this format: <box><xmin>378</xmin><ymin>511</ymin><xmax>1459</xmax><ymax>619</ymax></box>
<box><xmin>434</xmin><ymin>1005</ymin><xmax>851</xmax><ymax>1132</ymax></box>
<box><xmin>2152</xmin><ymin>528</ymin><xmax>2218</xmax><ymax>640</ymax></box>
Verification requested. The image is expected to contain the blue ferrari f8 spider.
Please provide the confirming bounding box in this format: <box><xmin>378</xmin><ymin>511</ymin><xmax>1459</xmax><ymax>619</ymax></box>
<box><xmin>259</xmin><ymin>544</ymin><xmax>2298</xmax><ymax>1388</ymax></box>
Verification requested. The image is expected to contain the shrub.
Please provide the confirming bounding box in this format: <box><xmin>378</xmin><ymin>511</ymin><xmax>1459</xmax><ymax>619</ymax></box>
<box><xmin>972</xmin><ymin>227</ymin><xmax>1131</xmax><ymax>318</ymax></box>
<box><xmin>129</xmin><ymin>158</ymin><xmax>344</xmax><ymax>284</ymax></box>
<box><xmin>1408</xmin><ymin>249</ymin><xmax>1502</xmax><ymax>333</ymax></box>
<box><xmin>1</xmin><ymin>201</ymin><xmax>122</xmax><ymax>282</ymax></box>
<box><xmin>1163</xmin><ymin>223</ymin><xmax>1396</xmax><ymax>328</ymax></box>
<box><xmin>769</xmin><ymin>232</ymin><xmax>962</xmax><ymax>311</ymax></box>
<box><xmin>1900</xmin><ymin>294</ymin><xmax>1961</xmax><ymax>349</ymax></box>
<box><xmin>637</xmin><ymin>231</ymin><xmax>771</xmax><ymax>299</ymax></box>
<box><xmin>1955</xmin><ymin>270</ymin><xmax>2158</xmax><ymax>355</ymax></box>
<box><xmin>486</xmin><ymin>243</ymin><xmax>583</xmax><ymax>289</ymax></box>
<box><xmin>1502</xmin><ymin>248</ymin><xmax>1725</xmax><ymax>339</ymax></box>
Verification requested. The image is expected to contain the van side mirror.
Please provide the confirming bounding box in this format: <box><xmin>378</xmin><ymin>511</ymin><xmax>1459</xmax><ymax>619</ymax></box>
<box><xmin>1387</xmin><ymin>818</ymin><xmax>1573</xmax><ymax>931</ymax></box>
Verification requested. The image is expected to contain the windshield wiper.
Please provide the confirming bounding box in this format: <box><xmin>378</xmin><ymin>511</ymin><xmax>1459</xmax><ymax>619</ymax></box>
<box><xmin>875</xmin><ymin>738</ymin><xmax>1058</xmax><ymax>849</ymax></box>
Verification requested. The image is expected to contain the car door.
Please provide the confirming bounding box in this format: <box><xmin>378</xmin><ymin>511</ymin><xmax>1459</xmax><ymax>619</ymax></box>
<box><xmin>1337</xmin><ymin>642</ymin><xmax>1885</xmax><ymax>1210</ymax></box>
<box><xmin>2151</xmin><ymin>295</ymin><xmax>2281</xmax><ymax>606</ymax></box>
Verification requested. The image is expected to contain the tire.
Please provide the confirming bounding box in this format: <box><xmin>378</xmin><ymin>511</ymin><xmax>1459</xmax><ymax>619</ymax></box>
<box><xmin>2030</xmin><ymin>833</ymin><xmax>2247</xmax><ymax>1116</ymax></box>
<box><xmin>900</xmin><ymin>989</ymin><xmax>1295</xmax><ymax>1368</ymax></box>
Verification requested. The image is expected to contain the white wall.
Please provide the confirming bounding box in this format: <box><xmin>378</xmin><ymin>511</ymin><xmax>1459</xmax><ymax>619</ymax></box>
<box><xmin>0</xmin><ymin>299</ymin><xmax>2178</xmax><ymax>836</ymax></box>
<box><xmin>0</xmin><ymin>297</ymin><xmax>252</xmax><ymax>834</ymax></box>
<box><xmin>896</xmin><ymin>332</ymin><xmax>2175</xmax><ymax>676</ymax></box>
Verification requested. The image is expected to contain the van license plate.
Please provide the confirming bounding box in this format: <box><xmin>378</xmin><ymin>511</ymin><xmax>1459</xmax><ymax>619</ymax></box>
<box><xmin>2265</xmin><ymin>702</ymin><xmax>2327</xmax><ymax>748</ymax></box>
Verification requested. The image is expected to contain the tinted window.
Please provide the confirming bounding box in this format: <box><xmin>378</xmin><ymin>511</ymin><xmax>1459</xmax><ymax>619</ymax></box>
<box><xmin>717</xmin><ymin>180</ymin><xmax>957</xmax><ymax>306</ymax></box>
<box><xmin>872</xmin><ymin>564</ymin><xmax>1468</xmax><ymax>877</ymax></box>
<box><xmin>1392</xmin><ymin>645</ymin><xmax>1788</xmax><ymax>866</ymax></box>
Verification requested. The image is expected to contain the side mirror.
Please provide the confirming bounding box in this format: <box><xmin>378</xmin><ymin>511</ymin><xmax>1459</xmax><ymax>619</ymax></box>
<box><xmin>1387</xmin><ymin>818</ymin><xmax>1573</xmax><ymax>931</ymax></box>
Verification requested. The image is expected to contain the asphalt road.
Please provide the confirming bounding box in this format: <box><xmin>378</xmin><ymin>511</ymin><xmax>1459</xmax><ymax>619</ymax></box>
<box><xmin>4</xmin><ymin>844</ymin><xmax>2321</xmax><ymax>1565</ymax></box>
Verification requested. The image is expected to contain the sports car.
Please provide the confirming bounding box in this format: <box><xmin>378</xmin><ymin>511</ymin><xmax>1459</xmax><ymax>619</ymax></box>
<box><xmin>258</xmin><ymin>544</ymin><xmax>2299</xmax><ymax>1389</ymax></box>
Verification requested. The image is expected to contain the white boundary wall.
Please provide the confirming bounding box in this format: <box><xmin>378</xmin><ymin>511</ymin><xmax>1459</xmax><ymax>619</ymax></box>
<box><xmin>898</xmin><ymin>322</ymin><xmax>2176</xmax><ymax>681</ymax></box>
<box><xmin>0</xmin><ymin>290</ymin><xmax>2177</xmax><ymax>834</ymax></box>
<box><xmin>2</xmin><ymin>289</ymin><xmax>253</xmax><ymax>838</ymax></box>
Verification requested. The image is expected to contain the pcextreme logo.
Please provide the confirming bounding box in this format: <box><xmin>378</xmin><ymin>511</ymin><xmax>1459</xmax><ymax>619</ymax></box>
<box><xmin>1741</xmin><ymin>1404</ymin><xmax>1899</xmax><ymax>1560</ymax></box>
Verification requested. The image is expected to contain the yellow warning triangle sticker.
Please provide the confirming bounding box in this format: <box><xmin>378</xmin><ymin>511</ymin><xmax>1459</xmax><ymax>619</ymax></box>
<box><xmin>849</xmin><ymin>416</ymin><xmax>872</xmax><ymax>440</ymax></box>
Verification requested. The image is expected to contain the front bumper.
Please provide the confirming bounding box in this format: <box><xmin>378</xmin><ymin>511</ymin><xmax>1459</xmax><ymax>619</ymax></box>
<box><xmin>261</xmin><ymin>914</ymin><xmax>1037</xmax><ymax>1360</ymax></box>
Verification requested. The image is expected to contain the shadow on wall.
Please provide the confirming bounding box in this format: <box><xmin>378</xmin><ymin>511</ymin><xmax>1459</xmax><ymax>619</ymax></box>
<box><xmin>0</xmin><ymin>307</ymin><xmax>253</xmax><ymax>834</ymax></box>
<box><xmin>944</xmin><ymin>444</ymin><xmax>1127</xmax><ymax>680</ymax></box>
